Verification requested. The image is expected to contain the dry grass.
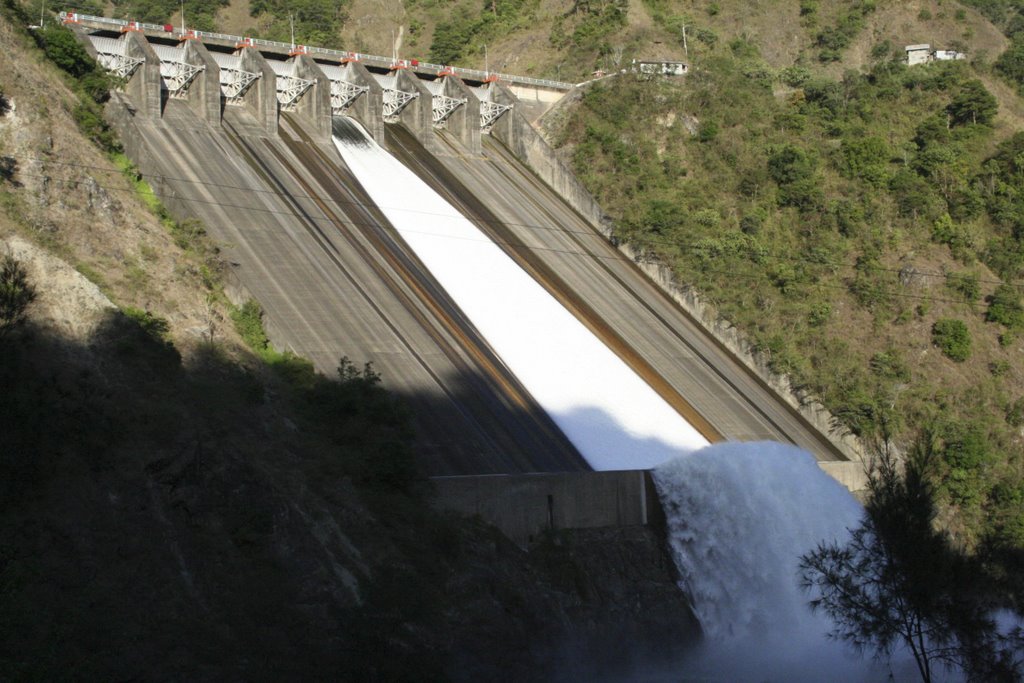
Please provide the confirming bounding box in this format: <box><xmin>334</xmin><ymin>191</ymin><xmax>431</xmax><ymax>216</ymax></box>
<box><xmin>0</xmin><ymin>13</ymin><xmax>246</xmax><ymax>359</ymax></box>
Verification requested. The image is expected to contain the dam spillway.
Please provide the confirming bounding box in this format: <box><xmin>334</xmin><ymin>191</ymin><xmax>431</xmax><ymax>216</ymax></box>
<box><xmin>77</xmin><ymin>16</ymin><xmax>863</xmax><ymax>484</ymax></box>
<box><xmin>332</xmin><ymin>117</ymin><xmax>709</xmax><ymax>469</ymax></box>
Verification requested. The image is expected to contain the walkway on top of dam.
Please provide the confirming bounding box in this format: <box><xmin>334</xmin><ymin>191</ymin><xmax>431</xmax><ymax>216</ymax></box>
<box><xmin>62</xmin><ymin>12</ymin><xmax>573</xmax><ymax>114</ymax></box>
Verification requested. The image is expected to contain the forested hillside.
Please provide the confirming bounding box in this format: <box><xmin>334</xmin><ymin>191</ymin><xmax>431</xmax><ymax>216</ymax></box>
<box><xmin>553</xmin><ymin>0</ymin><xmax>1024</xmax><ymax>566</ymax></box>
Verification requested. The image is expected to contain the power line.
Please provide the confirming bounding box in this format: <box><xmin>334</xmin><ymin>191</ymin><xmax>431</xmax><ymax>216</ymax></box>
<box><xmin>8</xmin><ymin>152</ymin><xmax>1021</xmax><ymax>287</ymax></box>
<box><xmin>5</xmin><ymin>165</ymin><xmax>1004</xmax><ymax>311</ymax></box>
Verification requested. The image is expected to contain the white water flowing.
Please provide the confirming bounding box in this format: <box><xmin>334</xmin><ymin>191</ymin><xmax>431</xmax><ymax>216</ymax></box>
<box><xmin>653</xmin><ymin>442</ymin><xmax>927</xmax><ymax>681</ymax></box>
<box><xmin>332</xmin><ymin>119</ymin><xmax>708</xmax><ymax>470</ymax></box>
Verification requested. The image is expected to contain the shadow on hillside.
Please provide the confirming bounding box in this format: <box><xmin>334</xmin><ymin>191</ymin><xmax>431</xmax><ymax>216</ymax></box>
<box><xmin>0</xmin><ymin>312</ymin><xmax>702</xmax><ymax>681</ymax></box>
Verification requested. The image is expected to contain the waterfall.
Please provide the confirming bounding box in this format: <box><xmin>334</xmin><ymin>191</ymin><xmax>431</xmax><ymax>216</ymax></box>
<box><xmin>654</xmin><ymin>441</ymin><xmax>922</xmax><ymax>681</ymax></box>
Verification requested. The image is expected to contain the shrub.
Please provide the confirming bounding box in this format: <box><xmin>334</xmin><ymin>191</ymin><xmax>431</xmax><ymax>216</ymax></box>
<box><xmin>0</xmin><ymin>255</ymin><xmax>36</xmax><ymax>334</ymax></box>
<box><xmin>986</xmin><ymin>284</ymin><xmax>1024</xmax><ymax>328</ymax></box>
<box><xmin>947</xmin><ymin>80</ymin><xmax>998</xmax><ymax>126</ymax></box>
<box><xmin>697</xmin><ymin>119</ymin><xmax>719</xmax><ymax>142</ymax></box>
<box><xmin>932</xmin><ymin>318</ymin><xmax>972</xmax><ymax>361</ymax></box>
<box><xmin>807</xmin><ymin>301</ymin><xmax>832</xmax><ymax>326</ymax></box>
<box><xmin>869</xmin><ymin>350</ymin><xmax>910</xmax><ymax>382</ymax></box>
<box><xmin>231</xmin><ymin>300</ymin><xmax>270</xmax><ymax>352</ymax></box>
<box><xmin>945</xmin><ymin>271</ymin><xmax>980</xmax><ymax>301</ymax></box>
<box><xmin>780</xmin><ymin>66</ymin><xmax>811</xmax><ymax>88</ymax></box>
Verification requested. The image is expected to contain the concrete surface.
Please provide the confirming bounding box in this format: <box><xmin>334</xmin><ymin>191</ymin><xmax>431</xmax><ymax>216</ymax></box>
<box><xmin>431</xmin><ymin>470</ymin><xmax>661</xmax><ymax>546</ymax></box>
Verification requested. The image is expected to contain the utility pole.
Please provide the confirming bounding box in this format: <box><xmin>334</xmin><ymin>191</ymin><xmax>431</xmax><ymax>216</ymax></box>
<box><xmin>39</xmin><ymin>0</ymin><xmax>44</xmax><ymax>27</ymax></box>
<box><xmin>180</xmin><ymin>0</ymin><xmax>185</xmax><ymax>34</ymax></box>
<box><xmin>681</xmin><ymin>24</ymin><xmax>688</xmax><ymax>60</ymax></box>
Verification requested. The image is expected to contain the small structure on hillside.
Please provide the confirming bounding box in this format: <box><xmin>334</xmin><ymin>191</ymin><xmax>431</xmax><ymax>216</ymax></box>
<box><xmin>631</xmin><ymin>59</ymin><xmax>688</xmax><ymax>77</ymax></box>
<box><xmin>905</xmin><ymin>44</ymin><xmax>967</xmax><ymax>65</ymax></box>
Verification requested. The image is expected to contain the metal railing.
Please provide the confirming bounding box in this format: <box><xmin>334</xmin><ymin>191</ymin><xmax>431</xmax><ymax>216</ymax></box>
<box><xmin>61</xmin><ymin>13</ymin><xmax>577</xmax><ymax>91</ymax></box>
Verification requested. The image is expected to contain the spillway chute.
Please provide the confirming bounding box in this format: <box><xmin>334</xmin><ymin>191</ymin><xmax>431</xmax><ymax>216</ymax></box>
<box><xmin>331</xmin><ymin>117</ymin><xmax>709</xmax><ymax>470</ymax></box>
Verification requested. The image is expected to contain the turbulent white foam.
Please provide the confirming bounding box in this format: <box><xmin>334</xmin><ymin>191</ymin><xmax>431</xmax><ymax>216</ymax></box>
<box><xmin>333</xmin><ymin>121</ymin><xmax>709</xmax><ymax>470</ymax></box>
<box><xmin>653</xmin><ymin>442</ymin><xmax>915</xmax><ymax>681</ymax></box>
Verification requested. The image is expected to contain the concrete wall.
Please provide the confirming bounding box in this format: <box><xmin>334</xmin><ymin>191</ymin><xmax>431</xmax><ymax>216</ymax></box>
<box><xmin>489</xmin><ymin>81</ymin><xmax>608</xmax><ymax>227</ymax></box>
<box><xmin>819</xmin><ymin>460</ymin><xmax>868</xmax><ymax>493</ymax></box>
<box><xmin>431</xmin><ymin>470</ymin><xmax>661</xmax><ymax>547</ymax></box>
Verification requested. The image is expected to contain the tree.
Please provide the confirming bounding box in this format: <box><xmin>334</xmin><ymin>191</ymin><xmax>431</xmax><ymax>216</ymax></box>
<box><xmin>0</xmin><ymin>255</ymin><xmax>36</xmax><ymax>335</ymax></box>
<box><xmin>947</xmin><ymin>80</ymin><xmax>998</xmax><ymax>126</ymax></box>
<box><xmin>800</xmin><ymin>438</ymin><xmax>1024</xmax><ymax>682</ymax></box>
<box><xmin>986</xmin><ymin>284</ymin><xmax>1024</xmax><ymax>329</ymax></box>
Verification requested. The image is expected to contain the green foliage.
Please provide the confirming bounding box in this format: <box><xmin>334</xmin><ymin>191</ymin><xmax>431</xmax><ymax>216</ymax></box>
<box><xmin>814</xmin><ymin>0</ymin><xmax>876</xmax><ymax>62</ymax></box>
<box><xmin>800</xmin><ymin>441</ymin><xmax>1024</xmax><ymax>682</ymax></box>
<box><xmin>932</xmin><ymin>318</ymin><xmax>972</xmax><ymax>362</ymax></box>
<box><xmin>838</xmin><ymin>135</ymin><xmax>891</xmax><ymax>187</ymax></box>
<box><xmin>114</xmin><ymin>0</ymin><xmax>227</xmax><ymax>32</ymax></box>
<box><xmin>561</xmin><ymin>37</ymin><xmax>1022</xmax><ymax>552</ymax></box>
<box><xmin>780</xmin><ymin>65</ymin><xmax>811</xmax><ymax>88</ymax></box>
<box><xmin>226</xmin><ymin>298</ymin><xmax>415</xmax><ymax>489</ymax></box>
<box><xmin>850</xmin><ymin>252</ymin><xmax>892</xmax><ymax>310</ymax></box>
<box><xmin>33</xmin><ymin>24</ymin><xmax>119</xmax><ymax>152</ymax></box>
<box><xmin>995</xmin><ymin>34</ymin><xmax>1024</xmax><ymax>92</ymax></box>
<box><xmin>33</xmin><ymin>24</ymin><xmax>99</xmax><ymax>79</ymax></box>
<box><xmin>697</xmin><ymin>119</ymin><xmax>719</xmax><ymax>142</ymax></box>
<box><xmin>230</xmin><ymin>300</ymin><xmax>270</xmax><ymax>353</ymax></box>
<box><xmin>947</xmin><ymin>80</ymin><xmax>999</xmax><ymax>126</ymax></box>
<box><xmin>72</xmin><ymin>101</ymin><xmax>120</xmax><ymax>153</ymax></box>
<box><xmin>122</xmin><ymin>306</ymin><xmax>171</xmax><ymax>340</ymax></box>
<box><xmin>246</xmin><ymin>0</ymin><xmax>349</xmax><ymax>45</ymax></box>
<box><xmin>958</xmin><ymin>0</ymin><xmax>1024</xmax><ymax>33</ymax></box>
<box><xmin>768</xmin><ymin>144</ymin><xmax>823</xmax><ymax>210</ymax></box>
<box><xmin>945</xmin><ymin>271</ymin><xmax>981</xmax><ymax>302</ymax></box>
<box><xmin>931</xmin><ymin>213</ymin><xmax>975</xmax><ymax>261</ymax></box>
<box><xmin>986</xmin><ymin>284</ymin><xmax>1024</xmax><ymax>328</ymax></box>
<box><xmin>110</xmin><ymin>307</ymin><xmax>180</xmax><ymax>368</ymax></box>
<box><xmin>869</xmin><ymin>350</ymin><xmax>910</xmax><ymax>382</ymax></box>
<box><xmin>430</xmin><ymin>13</ymin><xmax>478</xmax><ymax>64</ymax></box>
<box><xmin>807</xmin><ymin>301</ymin><xmax>831</xmax><ymax>327</ymax></box>
<box><xmin>431</xmin><ymin>0</ymin><xmax>541</xmax><ymax>64</ymax></box>
<box><xmin>570</xmin><ymin>0</ymin><xmax>628</xmax><ymax>49</ymax></box>
<box><xmin>0</xmin><ymin>255</ymin><xmax>36</xmax><ymax>335</ymax></box>
<box><xmin>305</xmin><ymin>357</ymin><xmax>416</xmax><ymax>490</ymax></box>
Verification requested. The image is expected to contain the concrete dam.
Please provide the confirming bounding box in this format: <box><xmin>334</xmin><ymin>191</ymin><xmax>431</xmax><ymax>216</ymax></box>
<box><xmin>66</xmin><ymin>16</ymin><xmax>865</xmax><ymax>540</ymax></box>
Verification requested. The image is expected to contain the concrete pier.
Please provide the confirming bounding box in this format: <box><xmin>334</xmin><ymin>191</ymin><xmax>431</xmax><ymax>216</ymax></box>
<box><xmin>291</xmin><ymin>55</ymin><xmax>332</xmax><ymax>141</ymax></box>
<box><xmin>183</xmin><ymin>40</ymin><xmax>221</xmax><ymax>124</ymax></box>
<box><xmin>441</xmin><ymin>75</ymin><xmax>481</xmax><ymax>154</ymax></box>
<box><xmin>431</xmin><ymin>470</ymin><xmax>663</xmax><ymax>547</ymax></box>
<box><xmin>239</xmin><ymin>47</ymin><xmax>277</xmax><ymax>136</ymax></box>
